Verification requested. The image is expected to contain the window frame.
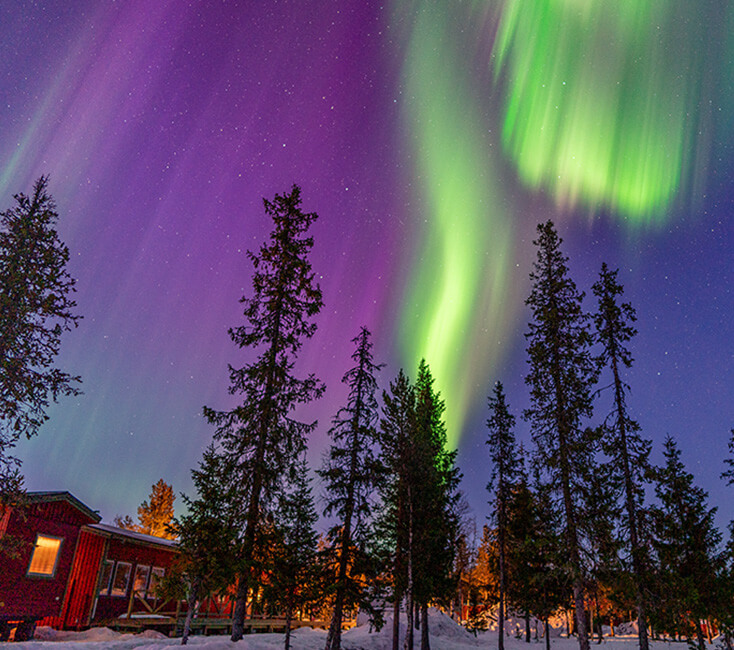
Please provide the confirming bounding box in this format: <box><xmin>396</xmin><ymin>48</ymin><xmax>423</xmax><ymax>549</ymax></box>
<box><xmin>110</xmin><ymin>561</ymin><xmax>132</xmax><ymax>597</ymax></box>
<box><xmin>132</xmin><ymin>564</ymin><xmax>151</xmax><ymax>597</ymax></box>
<box><xmin>98</xmin><ymin>559</ymin><xmax>115</xmax><ymax>596</ymax></box>
<box><xmin>26</xmin><ymin>533</ymin><xmax>63</xmax><ymax>579</ymax></box>
<box><xmin>148</xmin><ymin>566</ymin><xmax>165</xmax><ymax>600</ymax></box>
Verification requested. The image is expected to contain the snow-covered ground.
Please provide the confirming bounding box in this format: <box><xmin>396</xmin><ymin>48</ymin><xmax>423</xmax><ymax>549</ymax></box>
<box><xmin>9</xmin><ymin>611</ymin><xmax>712</xmax><ymax>650</ymax></box>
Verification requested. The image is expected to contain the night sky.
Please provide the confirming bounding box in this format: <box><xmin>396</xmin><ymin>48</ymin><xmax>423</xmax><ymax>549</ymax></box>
<box><xmin>3</xmin><ymin>2</ymin><xmax>733</xmax><ymax>530</ymax></box>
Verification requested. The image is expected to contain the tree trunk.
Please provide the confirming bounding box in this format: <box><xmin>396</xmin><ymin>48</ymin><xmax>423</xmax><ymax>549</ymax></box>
<box><xmin>611</xmin><ymin>355</ymin><xmax>649</xmax><ymax>650</ymax></box>
<box><xmin>525</xmin><ymin>611</ymin><xmax>531</xmax><ymax>642</ymax></box>
<box><xmin>594</xmin><ymin>593</ymin><xmax>602</xmax><ymax>644</ymax></box>
<box><xmin>325</xmin><ymin>592</ymin><xmax>344</xmax><ymax>650</ymax></box>
<box><xmin>420</xmin><ymin>603</ymin><xmax>430</xmax><ymax>650</ymax></box>
<box><xmin>404</xmin><ymin>493</ymin><xmax>414</xmax><ymax>650</ymax></box>
<box><xmin>181</xmin><ymin>576</ymin><xmax>200</xmax><ymax>645</ymax></box>
<box><xmin>284</xmin><ymin>591</ymin><xmax>294</xmax><ymax>650</ymax></box>
<box><xmin>545</xmin><ymin>618</ymin><xmax>551</xmax><ymax>650</ymax></box>
<box><xmin>393</xmin><ymin>595</ymin><xmax>401</xmax><ymax>650</ymax></box>
<box><xmin>498</xmin><ymin>495</ymin><xmax>506</xmax><ymax>650</ymax></box>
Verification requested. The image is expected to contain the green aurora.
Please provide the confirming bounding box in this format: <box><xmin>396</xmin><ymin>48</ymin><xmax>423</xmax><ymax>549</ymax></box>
<box><xmin>397</xmin><ymin>0</ymin><xmax>726</xmax><ymax>447</ymax></box>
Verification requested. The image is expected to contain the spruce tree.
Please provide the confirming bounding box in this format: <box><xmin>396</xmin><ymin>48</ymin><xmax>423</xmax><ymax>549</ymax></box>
<box><xmin>485</xmin><ymin>381</ymin><xmax>520</xmax><ymax>650</ymax></box>
<box><xmin>378</xmin><ymin>369</ymin><xmax>416</xmax><ymax>650</ymax></box>
<box><xmin>171</xmin><ymin>446</ymin><xmax>240</xmax><ymax>645</ymax></box>
<box><xmin>503</xmin><ymin>456</ymin><xmax>567</xmax><ymax>647</ymax></box>
<box><xmin>0</xmin><ymin>176</ymin><xmax>81</xmax><ymax>504</ymax></box>
<box><xmin>412</xmin><ymin>360</ymin><xmax>461</xmax><ymax>650</ymax></box>
<box><xmin>524</xmin><ymin>221</ymin><xmax>597</xmax><ymax>650</ymax></box>
<box><xmin>649</xmin><ymin>436</ymin><xmax>721</xmax><ymax>650</ymax></box>
<box><xmin>319</xmin><ymin>327</ymin><xmax>383</xmax><ymax>650</ymax></box>
<box><xmin>203</xmin><ymin>185</ymin><xmax>323</xmax><ymax>641</ymax></box>
<box><xmin>580</xmin><ymin>464</ymin><xmax>622</xmax><ymax>644</ymax></box>
<box><xmin>268</xmin><ymin>454</ymin><xmax>319</xmax><ymax>650</ymax></box>
<box><xmin>592</xmin><ymin>262</ymin><xmax>651</xmax><ymax>650</ymax></box>
<box><xmin>137</xmin><ymin>479</ymin><xmax>176</xmax><ymax>539</ymax></box>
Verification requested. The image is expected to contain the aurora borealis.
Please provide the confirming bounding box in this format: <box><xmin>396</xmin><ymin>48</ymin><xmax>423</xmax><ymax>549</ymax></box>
<box><xmin>2</xmin><ymin>1</ymin><xmax>733</xmax><ymax>524</ymax></box>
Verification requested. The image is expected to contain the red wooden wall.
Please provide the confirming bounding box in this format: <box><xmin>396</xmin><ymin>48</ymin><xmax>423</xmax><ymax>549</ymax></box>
<box><xmin>59</xmin><ymin>530</ymin><xmax>106</xmax><ymax>629</ymax></box>
<box><xmin>0</xmin><ymin>500</ymin><xmax>96</xmax><ymax>621</ymax></box>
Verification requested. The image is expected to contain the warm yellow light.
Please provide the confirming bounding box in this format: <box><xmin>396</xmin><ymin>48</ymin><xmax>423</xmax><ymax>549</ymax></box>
<box><xmin>28</xmin><ymin>535</ymin><xmax>62</xmax><ymax>576</ymax></box>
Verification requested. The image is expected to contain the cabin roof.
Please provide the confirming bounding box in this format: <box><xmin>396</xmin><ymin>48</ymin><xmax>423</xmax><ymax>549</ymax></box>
<box><xmin>85</xmin><ymin>522</ymin><xmax>178</xmax><ymax>550</ymax></box>
<box><xmin>26</xmin><ymin>491</ymin><xmax>102</xmax><ymax>523</ymax></box>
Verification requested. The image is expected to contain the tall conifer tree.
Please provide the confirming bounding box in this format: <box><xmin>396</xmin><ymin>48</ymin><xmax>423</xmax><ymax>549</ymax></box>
<box><xmin>592</xmin><ymin>263</ymin><xmax>651</xmax><ymax>650</ymax></box>
<box><xmin>171</xmin><ymin>446</ymin><xmax>240</xmax><ymax>645</ymax></box>
<box><xmin>0</xmin><ymin>177</ymin><xmax>81</xmax><ymax>504</ymax></box>
<box><xmin>412</xmin><ymin>360</ymin><xmax>461</xmax><ymax>650</ymax></box>
<box><xmin>524</xmin><ymin>221</ymin><xmax>597</xmax><ymax>650</ymax></box>
<box><xmin>269</xmin><ymin>453</ymin><xmax>320</xmax><ymax>650</ymax></box>
<box><xmin>320</xmin><ymin>327</ymin><xmax>383</xmax><ymax>650</ymax></box>
<box><xmin>203</xmin><ymin>185</ymin><xmax>323</xmax><ymax>641</ymax></box>
<box><xmin>650</xmin><ymin>436</ymin><xmax>721</xmax><ymax>650</ymax></box>
<box><xmin>378</xmin><ymin>369</ymin><xmax>416</xmax><ymax>650</ymax></box>
<box><xmin>486</xmin><ymin>381</ymin><xmax>519</xmax><ymax>650</ymax></box>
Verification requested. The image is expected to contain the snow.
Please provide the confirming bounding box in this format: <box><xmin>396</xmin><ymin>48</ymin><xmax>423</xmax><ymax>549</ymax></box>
<box><xmin>11</xmin><ymin>611</ymin><xmax>717</xmax><ymax>650</ymax></box>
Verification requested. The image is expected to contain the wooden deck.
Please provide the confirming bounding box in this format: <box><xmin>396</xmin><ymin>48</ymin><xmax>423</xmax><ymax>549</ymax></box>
<box><xmin>108</xmin><ymin>615</ymin><xmax>329</xmax><ymax>637</ymax></box>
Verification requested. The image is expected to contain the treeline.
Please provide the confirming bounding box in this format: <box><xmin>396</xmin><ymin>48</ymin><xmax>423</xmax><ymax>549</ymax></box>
<box><xmin>4</xmin><ymin>178</ymin><xmax>732</xmax><ymax>650</ymax></box>
<box><xmin>173</xmin><ymin>192</ymin><xmax>734</xmax><ymax>650</ymax></box>
<box><xmin>171</xmin><ymin>186</ymin><xmax>462</xmax><ymax>650</ymax></box>
<box><xmin>479</xmin><ymin>221</ymin><xmax>734</xmax><ymax>650</ymax></box>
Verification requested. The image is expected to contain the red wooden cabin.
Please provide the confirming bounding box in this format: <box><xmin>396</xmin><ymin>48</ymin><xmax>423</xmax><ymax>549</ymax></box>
<box><xmin>0</xmin><ymin>491</ymin><xmax>179</xmax><ymax>640</ymax></box>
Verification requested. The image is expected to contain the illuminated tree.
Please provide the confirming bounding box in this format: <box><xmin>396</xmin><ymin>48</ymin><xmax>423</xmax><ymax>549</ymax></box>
<box><xmin>592</xmin><ymin>263</ymin><xmax>652</xmax><ymax>650</ymax></box>
<box><xmin>524</xmin><ymin>221</ymin><xmax>597</xmax><ymax>650</ymax></box>
<box><xmin>203</xmin><ymin>185</ymin><xmax>324</xmax><ymax>641</ymax></box>
<box><xmin>319</xmin><ymin>328</ymin><xmax>383</xmax><ymax>650</ymax></box>
<box><xmin>0</xmin><ymin>177</ymin><xmax>80</xmax><ymax>506</ymax></box>
<box><xmin>137</xmin><ymin>478</ymin><xmax>176</xmax><ymax>539</ymax></box>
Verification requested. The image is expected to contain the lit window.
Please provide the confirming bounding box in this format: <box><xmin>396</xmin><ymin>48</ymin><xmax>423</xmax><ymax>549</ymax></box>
<box><xmin>133</xmin><ymin>564</ymin><xmax>150</xmax><ymax>596</ymax></box>
<box><xmin>111</xmin><ymin>562</ymin><xmax>132</xmax><ymax>597</ymax></box>
<box><xmin>27</xmin><ymin>534</ymin><xmax>62</xmax><ymax>577</ymax></box>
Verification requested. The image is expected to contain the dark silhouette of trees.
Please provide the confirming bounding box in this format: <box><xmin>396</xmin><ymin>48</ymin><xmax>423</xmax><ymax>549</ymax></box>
<box><xmin>268</xmin><ymin>454</ymin><xmax>320</xmax><ymax>650</ymax></box>
<box><xmin>0</xmin><ymin>176</ymin><xmax>80</xmax><ymax>506</ymax></box>
<box><xmin>592</xmin><ymin>262</ymin><xmax>652</xmax><ymax>650</ymax></box>
<box><xmin>203</xmin><ymin>185</ymin><xmax>324</xmax><ymax>641</ymax></box>
<box><xmin>169</xmin><ymin>447</ymin><xmax>239</xmax><ymax>645</ymax></box>
<box><xmin>524</xmin><ymin>221</ymin><xmax>597</xmax><ymax>650</ymax></box>
<box><xmin>319</xmin><ymin>328</ymin><xmax>383</xmax><ymax>650</ymax></box>
<box><xmin>485</xmin><ymin>381</ymin><xmax>520</xmax><ymax>650</ymax></box>
<box><xmin>649</xmin><ymin>436</ymin><xmax>721</xmax><ymax>650</ymax></box>
<box><xmin>378</xmin><ymin>369</ymin><xmax>416</xmax><ymax>650</ymax></box>
<box><xmin>412</xmin><ymin>360</ymin><xmax>461</xmax><ymax>650</ymax></box>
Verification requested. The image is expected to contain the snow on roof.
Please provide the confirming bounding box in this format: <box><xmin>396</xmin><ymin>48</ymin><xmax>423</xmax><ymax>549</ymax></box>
<box><xmin>86</xmin><ymin>522</ymin><xmax>178</xmax><ymax>549</ymax></box>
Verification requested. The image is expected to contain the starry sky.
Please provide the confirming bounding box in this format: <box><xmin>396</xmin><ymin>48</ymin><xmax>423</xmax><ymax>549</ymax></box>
<box><xmin>3</xmin><ymin>1</ymin><xmax>733</xmax><ymax>529</ymax></box>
